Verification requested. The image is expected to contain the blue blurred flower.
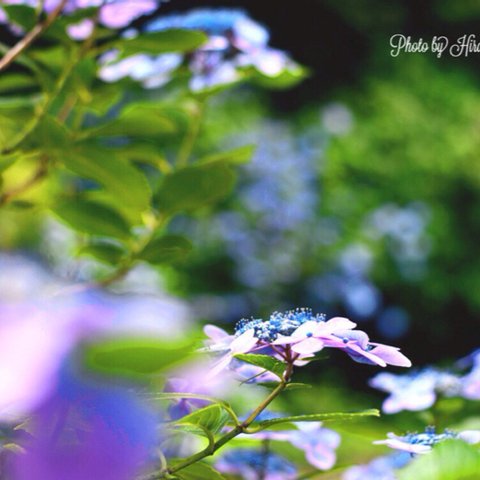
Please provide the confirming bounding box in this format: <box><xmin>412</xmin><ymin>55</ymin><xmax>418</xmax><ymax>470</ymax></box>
<box><xmin>216</xmin><ymin>448</ymin><xmax>297</xmax><ymax>480</ymax></box>
<box><xmin>7</xmin><ymin>370</ymin><xmax>158</xmax><ymax>480</ymax></box>
<box><xmin>100</xmin><ymin>8</ymin><xmax>301</xmax><ymax>91</ymax></box>
<box><xmin>343</xmin><ymin>452</ymin><xmax>411</xmax><ymax>480</ymax></box>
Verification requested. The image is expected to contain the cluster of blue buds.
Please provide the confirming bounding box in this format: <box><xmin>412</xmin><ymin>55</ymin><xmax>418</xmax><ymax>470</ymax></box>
<box><xmin>235</xmin><ymin>308</ymin><xmax>326</xmax><ymax>342</ymax></box>
<box><xmin>403</xmin><ymin>427</ymin><xmax>457</xmax><ymax>446</ymax></box>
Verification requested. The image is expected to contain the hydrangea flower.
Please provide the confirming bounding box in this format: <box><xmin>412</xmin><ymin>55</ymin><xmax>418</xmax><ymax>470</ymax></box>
<box><xmin>251</xmin><ymin>418</ymin><xmax>340</xmax><ymax>471</ymax></box>
<box><xmin>369</xmin><ymin>369</ymin><xmax>462</xmax><ymax>414</ymax></box>
<box><xmin>0</xmin><ymin>0</ymin><xmax>162</xmax><ymax>38</ymax></box>
<box><xmin>204</xmin><ymin>308</ymin><xmax>411</xmax><ymax>375</ymax></box>
<box><xmin>215</xmin><ymin>448</ymin><xmax>297</xmax><ymax>480</ymax></box>
<box><xmin>7</xmin><ymin>369</ymin><xmax>158</xmax><ymax>480</ymax></box>
<box><xmin>374</xmin><ymin>427</ymin><xmax>480</xmax><ymax>454</ymax></box>
<box><xmin>99</xmin><ymin>8</ymin><xmax>301</xmax><ymax>91</ymax></box>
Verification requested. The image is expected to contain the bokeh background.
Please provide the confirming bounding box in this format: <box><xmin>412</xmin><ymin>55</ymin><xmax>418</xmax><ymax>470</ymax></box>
<box><xmin>1</xmin><ymin>0</ymin><xmax>480</xmax><ymax>477</ymax></box>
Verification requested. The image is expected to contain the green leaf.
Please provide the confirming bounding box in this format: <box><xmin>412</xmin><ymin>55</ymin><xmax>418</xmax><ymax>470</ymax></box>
<box><xmin>398</xmin><ymin>440</ymin><xmax>480</xmax><ymax>480</ymax></box>
<box><xmin>52</xmin><ymin>199</ymin><xmax>131</xmax><ymax>240</ymax></box>
<box><xmin>156</xmin><ymin>161</ymin><xmax>236</xmax><ymax>214</ymax></box>
<box><xmin>88</xmin><ymin>104</ymin><xmax>176</xmax><ymax>138</ymax></box>
<box><xmin>169</xmin><ymin>461</ymin><xmax>226</xmax><ymax>480</ymax></box>
<box><xmin>198</xmin><ymin>145</ymin><xmax>255</xmax><ymax>166</ymax></box>
<box><xmin>84</xmin><ymin>337</ymin><xmax>194</xmax><ymax>377</ymax></box>
<box><xmin>78</xmin><ymin>242</ymin><xmax>126</xmax><ymax>265</ymax></box>
<box><xmin>252</xmin><ymin>409</ymin><xmax>380</xmax><ymax>431</ymax></box>
<box><xmin>62</xmin><ymin>145</ymin><xmax>151</xmax><ymax>218</ymax></box>
<box><xmin>251</xmin><ymin>64</ymin><xmax>309</xmax><ymax>90</ymax></box>
<box><xmin>114</xmin><ymin>29</ymin><xmax>207</xmax><ymax>56</ymax></box>
<box><xmin>137</xmin><ymin>235</ymin><xmax>193</xmax><ymax>265</ymax></box>
<box><xmin>176</xmin><ymin>404</ymin><xmax>230</xmax><ymax>436</ymax></box>
<box><xmin>0</xmin><ymin>74</ymin><xmax>37</xmax><ymax>93</ymax></box>
<box><xmin>234</xmin><ymin>353</ymin><xmax>286</xmax><ymax>379</ymax></box>
<box><xmin>3</xmin><ymin>5</ymin><xmax>36</xmax><ymax>30</ymax></box>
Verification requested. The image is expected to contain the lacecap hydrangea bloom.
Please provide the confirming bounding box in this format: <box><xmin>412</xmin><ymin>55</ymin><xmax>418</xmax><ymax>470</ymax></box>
<box><xmin>215</xmin><ymin>448</ymin><xmax>297</xmax><ymax>480</ymax></box>
<box><xmin>99</xmin><ymin>8</ymin><xmax>302</xmax><ymax>91</ymax></box>
<box><xmin>374</xmin><ymin>426</ymin><xmax>480</xmax><ymax>454</ymax></box>
<box><xmin>370</xmin><ymin>349</ymin><xmax>480</xmax><ymax>414</ymax></box>
<box><xmin>204</xmin><ymin>308</ymin><xmax>411</xmax><ymax>376</ymax></box>
<box><xmin>0</xmin><ymin>0</ymin><xmax>163</xmax><ymax>39</ymax></box>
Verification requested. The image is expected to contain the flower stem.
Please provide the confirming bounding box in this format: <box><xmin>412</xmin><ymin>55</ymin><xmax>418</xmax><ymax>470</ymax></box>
<box><xmin>0</xmin><ymin>0</ymin><xmax>68</xmax><ymax>73</ymax></box>
<box><xmin>176</xmin><ymin>100</ymin><xmax>205</xmax><ymax>168</ymax></box>
<box><xmin>150</xmin><ymin>361</ymin><xmax>295</xmax><ymax>479</ymax></box>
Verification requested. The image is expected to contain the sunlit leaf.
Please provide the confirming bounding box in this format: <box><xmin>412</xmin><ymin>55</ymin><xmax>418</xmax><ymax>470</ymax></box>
<box><xmin>78</xmin><ymin>242</ymin><xmax>126</xmax><ymax>265</ymax></box>
<box><xmin>175</xmin><ymin>404</ymin><xmax>230</xmax><ymax>436</ymax></box>
<box><xmin>398</xmin><ymin>440</ymin><xmax>480</xmax><ymax>480</ymax></box>
<box><xmin>84</xmin><ymin>337</ymin><xmax>194</xmax><ymax>377</ymax></box>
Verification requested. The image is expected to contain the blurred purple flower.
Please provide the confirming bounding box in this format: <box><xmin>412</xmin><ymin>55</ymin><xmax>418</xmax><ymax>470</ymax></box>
<box><xmin>252</xmin><ymin>420</ymin><xmax>340</xmax><ymax>470</ymax></box>
<box><xmin>7</xmin><ymin>371</ymin><xmax>157</xmax><ymax>480</ymax></box>
<box><xmin>343</xmin><ymin>452</ymin><xmax>411</xmax><ymax>480</ymax></box>
<box><xmin>374</xmin><ymin>427</ymin><xmax>480</xmax><ymax>454</ymax></box>
<box><xmin>216</xmin><ymin>448</ymin><xmax>297</xmax><ymax>480</ymax></box>
<box><xmin>0</xmin><ymin>301</ymin><xmax>110</xmax><ymax>421</ymax></box>
<box><xmin>370</xmin><ymin>369</ymin><xmax>462</xmax><ymax>414</ymax></box>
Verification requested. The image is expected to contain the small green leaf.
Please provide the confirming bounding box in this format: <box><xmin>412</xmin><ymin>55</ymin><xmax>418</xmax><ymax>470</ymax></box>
<box><xmin>62</xmin><ymin>145</ymin><xmax>151</xmax><ymax>218</ymax></box>
<box><xmin>156</xmin><ymin>161</ymin><xmax>236</xmax><ymax>214</ymax></box>
<box><xmin>176</xmin><ymin>404</ymin><xmax>230</xmax><ymax>436</ymax></box>
<box><xmin>137</xmin><ymin>235</ymin><xmax>193</xmax><ymax>265</ymax></box>
<box><xmin>198</xmin><ymin>145</ymin><xmax>255</xmax><ymax>166</ymax></box>
<box><xmin>0</xmin><ymin>74</ymin><xmax>37</xmax><ymax>93</ymax></box>
<box><xmin>114</xmin><ymin>29</ymin><xmax>207</xmax><ymax>56</ymax></box>
<box><xmin>84</xmin><ymin>337</ymin><xmax>194</xmax><ymax>377</ymax></box>
<box><xmin>252</xmin><ymin>409</ymin><xmax>380</xmax><ymax>431</ymax></box>
<box><xmin>169</xmin><ymin>461</ymin><xmax>226</xmax><ymax>480</ymax></box>
<box><xmin>398</xmin><ymin>440</ymin><xmax>480</xmax><ymax>480</ymax></box>
<box><xmin>78</xmin><ymin>242</ymin><xmax>126</xmax><ymax>265</ymax></box>
<box><xmin>52</xmin><ymin>199</ymin><xmax>131</xmax><ymax>240</ymax></box>
<box><xmin>3</xmin><ymin>5</ymin><xmax>36</xmax><ymax>30</ymax></box>
<box><xmin>234</xmin><ymin>353</ymin><xmax>286</xmax><ymax>379</ymax></box>
<box><xmin>88</xmin><ymin>104</ymin><xmax>176</xmax><ymax>138</ymax></box>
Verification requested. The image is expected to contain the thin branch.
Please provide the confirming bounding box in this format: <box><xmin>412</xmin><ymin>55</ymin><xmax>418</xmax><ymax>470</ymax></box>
<box><xmin>0</xmin><ymin>0</ymin><xmax>68</xmax><ymax>72</ymax></box>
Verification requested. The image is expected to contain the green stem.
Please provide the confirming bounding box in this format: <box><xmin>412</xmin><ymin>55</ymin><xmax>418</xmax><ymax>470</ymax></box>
<box><xmin>1</xmin><ymin>13</ymin><xmax>98</xmax><ymax>155</ymax></box>
<box><xmin>0</xmin><ymin>0</ymin><xmax>68</xmax><ymax>73</ymax></box>
<box><xmin>150</xmin><ymin>361</ymin><xmax>295</xmax><ymax>479</ymax></box>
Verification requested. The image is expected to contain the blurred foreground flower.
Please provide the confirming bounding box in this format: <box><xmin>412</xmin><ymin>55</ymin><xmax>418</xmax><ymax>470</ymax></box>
<box><xmin>374</xmin><ymin>427</ymin><xmax>480</xmax><ymax>454</ymax></box>
<box><xmin>204</xmin><ymin>308</ymin><xmax>411</xmax><ymax>376</ymax></box>
<box><xmin>99</xmin><ymin>8</ymin><xmax>303</xmax><ymax>91</ymax></box>
<box><xmin>7</xmin><ymin>370</ymin><xmax>157</xmax><ymax>480</ymax></box>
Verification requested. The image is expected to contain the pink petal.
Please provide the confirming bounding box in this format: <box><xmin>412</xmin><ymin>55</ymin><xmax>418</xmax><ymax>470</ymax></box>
<box><xmin>230</xmin><ymin>329</ymin><xmax>257</xmax><ymax>354</ymax></box>
<box><xmin>347</xmin><ymin>343</ymin><xmax>387</xmax><ymax>367</ymax></box>
<box><xmin>291</xmin><ymin>337</ymin><xmax>324</xmax><ymax>355</ymax></box>
<box><xmin>320</xmin><ymin>317</ymin><xmax>357</xmax><ymax>333</ymax></box>
<box><xmin>203</xmin><ymin>324</ymin><xmax>229</xmax><ymax>341</ymax></box>
<box><xmin>370</xmin><ymin>345</ymin><xmax>412</xmax><ymax>367</ymax></box>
